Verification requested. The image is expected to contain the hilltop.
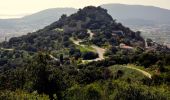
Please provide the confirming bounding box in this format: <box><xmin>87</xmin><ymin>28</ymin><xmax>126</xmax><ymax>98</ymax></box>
<box><xmin>1</xmin><ymin>6</ymin><xmax>145</xmax><ymax>51</ymax></box>
<box><xmin>1</xmin><ymin>6</ymin><xmax>169</xmax><ymax>66</ymax></box>
<box><xmin>1</xmin><ymin>4</ymin><xmax>170</xmax><ymax>43</ymax></box>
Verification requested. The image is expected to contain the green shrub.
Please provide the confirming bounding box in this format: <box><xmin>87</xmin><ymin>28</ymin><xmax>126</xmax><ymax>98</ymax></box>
<box><xmin>0</xmin><ymin>90</ymin><xmax>49</xmax><ymax>100</ymax></box>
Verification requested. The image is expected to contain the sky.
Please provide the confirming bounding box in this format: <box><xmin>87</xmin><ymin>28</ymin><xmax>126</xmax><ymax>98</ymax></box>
<box><xmin>0</xmin><ymin>0</ymin><xmax>170</xmax><ymax>19</ymax></box>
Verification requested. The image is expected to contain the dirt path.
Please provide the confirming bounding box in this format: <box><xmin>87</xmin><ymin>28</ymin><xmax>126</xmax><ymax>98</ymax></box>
<box><xmin>49</xmin><ymin>55</ymin><xmax>59</xmax><ymax>61</ymax></box>
<box><xmin>87</xmin><ymin>29</ymin><xmax>94</xmax><ymax>40</ymax></box>
<box><xmin>92</xmin><ymin>33</ymin><xmax>152</xmax><ymax>78</ymax></box>
<box><xmin>71</xmin><ymin>30</ymin><xmax>106</xmax><ymax>62</ymax></box>
<box><xmin>1</xmin><ymin>34</ymin><xmax>151</xmax><ymax>78</ymax></box>
<box><xmin>0</xmin><ymin>48</ymin><xmax>14</xmax><ymax>51</ymax></box>
<box><xmin>88</xmin><ymin>30</ymin><xmax>106</xmax><ymax>61</ymax></box>
<box><xmin>124</xmin><ymin>65</ymin><xmax>152</xmax><ymax>79</ymax></box>
<box><xmin>145</xmin><ymin>39</ymin><xmax>149</xmax><ymax>48</ymax></box>
<box><xmin>72</xmin><ymin>39</ymin><xmax>106</xmax><ymax>61</ymax></box>
<box><xmin>91</xmin><ymin>45</ymin><xmax>106</xmax><ymax>61</ymax></box>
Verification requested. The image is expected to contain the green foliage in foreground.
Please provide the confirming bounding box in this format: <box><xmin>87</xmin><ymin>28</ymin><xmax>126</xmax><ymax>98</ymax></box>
<box><xmin>0</xmin><ymin>52</ymin><xmax>170</xmax><ymax>100</ymax></box>
<box><xmin>0</xmin><ymin>81</ymin><xmax>169</xmax><ymax>100</ymax></box>
<box><xmin>65</xmin><ymin>81</ymin><xmax>170</xmax><ymax>100</ymax></box>
<box><xmin>0</xmin><ymin>90</ymin><xmax>49</xmax><ymax>100</ymax></box>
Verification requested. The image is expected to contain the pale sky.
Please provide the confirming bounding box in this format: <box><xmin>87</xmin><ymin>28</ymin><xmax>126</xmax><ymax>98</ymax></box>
<box><xmin>0</xmin><ymin>0</ymin><xmax>170</xmax><ymax>19</ymax></box>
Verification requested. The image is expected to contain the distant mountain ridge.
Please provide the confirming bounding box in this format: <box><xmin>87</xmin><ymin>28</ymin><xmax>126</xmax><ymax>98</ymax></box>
<box><xmin>102</xmin><ymin>4</ymin><xmax>170</xmax><ymax>23</ymax></box>
<box><xmin>0</xmin><ymin>8</ymin><xmax>77</xmax><ymax>41</ymax></box>
<box><xmin>0</xmin><ymin>8</ymin><xmax>77</xmax><ymax>29</ymax></box>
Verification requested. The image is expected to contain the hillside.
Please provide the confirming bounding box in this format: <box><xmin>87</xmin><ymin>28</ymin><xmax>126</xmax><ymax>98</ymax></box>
<box><xmin>0</xmin><ymin>6</ymin><xmax>170</xmax><ymax>99</ymax></box>
<box><xmin>1</xmin><ymin>4</ymin><xmax>170</xmax><ymax>43</ymax></box>
<box><xmin>1</xmin><ymin>6</ymin><xmax>145</xmax><ymax>51</ymax></box>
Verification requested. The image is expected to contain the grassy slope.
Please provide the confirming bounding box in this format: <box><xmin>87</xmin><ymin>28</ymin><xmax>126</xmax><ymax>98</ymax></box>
<box><xmin>109</xmin><ymin>65</ymin><xmax>148</xmax><ymax>82</ymax></box>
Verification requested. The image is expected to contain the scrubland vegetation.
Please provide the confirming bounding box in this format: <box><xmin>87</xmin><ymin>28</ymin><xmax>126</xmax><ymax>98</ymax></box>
<box><xmin>0</xmin><ymin>6</ymin><xmax>170</xmax><ymax>99</ymax></box>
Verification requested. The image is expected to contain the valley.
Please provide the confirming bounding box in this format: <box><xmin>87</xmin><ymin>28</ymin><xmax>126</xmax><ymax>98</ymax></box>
<box><xmin>128</xmin><ymin>24</ymin><xmax>170</xmax><ymax>47</ymax></box>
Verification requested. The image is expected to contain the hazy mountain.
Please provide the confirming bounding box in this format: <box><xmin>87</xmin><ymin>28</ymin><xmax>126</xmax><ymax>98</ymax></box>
<box><xmin>101</xmin><ymin>4</ymin><xmax>170</xmax><ymax>46</ymax></box>
<box><xmin>0</xmin><ymin>8</ymin><xmax>77</xmax><ymax>41</ymax></box>
<box><xmin>101</xmin><ymin>3</ymin><xmax>170</xmax><ymax>25</ymax></box>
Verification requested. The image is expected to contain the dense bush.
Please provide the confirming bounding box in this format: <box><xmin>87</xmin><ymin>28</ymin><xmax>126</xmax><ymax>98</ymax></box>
<box><xmin>82</xmin><ymin>52</ymin><xmax>98</xmax><ymax>60</ymax></box>
<box><xmin>64</xmin><ymin>81</ymin><xmax>170</xmax><ymax>100</ymax></box>
<box><xmin>0</xmin><ymin>90</ymin><xmax>49</xmax><ymax>100</ymax></box>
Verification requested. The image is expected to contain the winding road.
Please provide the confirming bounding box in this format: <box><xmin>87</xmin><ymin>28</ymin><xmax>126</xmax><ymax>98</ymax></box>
<box><xmin>0</xmin><ymin>30</ymin><xmax>152</xmax><ymax>79</ymax></box>
<box><xmin>91</xmin><ymin>45</ymin><xmax>106</xmax><ymax>61</ymax></box>
<box><xmin>72</xmin><ymin>30</ymin><xmax>106</xmax><ymax>62</ymax></box>
<box><xmin>72</xmin><ymin>39</ymin><xmax>106</xmax><ymax>61</ymax></box>
<box><xmin>71</xmin><ymin>30</ymin><xmax>152</xmax><ymax>78</ymax></box>
<box><xmin>88</xmin><ymin>30</ymin><xmax>106</xmax><ymax>61</ymax></box>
